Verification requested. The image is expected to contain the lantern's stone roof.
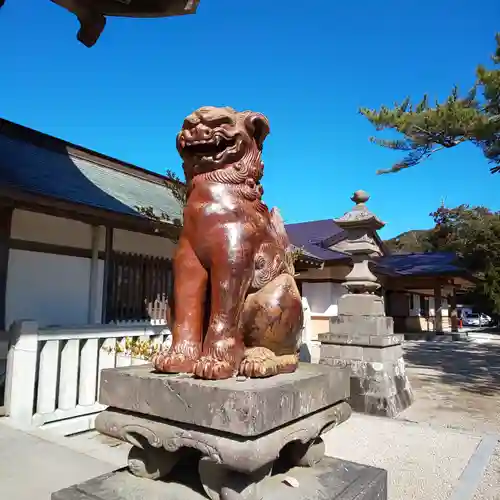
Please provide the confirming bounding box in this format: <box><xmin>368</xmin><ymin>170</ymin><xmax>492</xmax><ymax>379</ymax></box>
<box><xmin>334</xmin><ymin>190</ymin><xmax>385</xmax><ymax>230</ymax></box>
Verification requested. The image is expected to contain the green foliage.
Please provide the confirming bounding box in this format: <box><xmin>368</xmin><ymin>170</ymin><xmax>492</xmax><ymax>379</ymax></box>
<box><xmin>385</xmin><ymin>205</ymin><xmax>500</xmax><ymax>313</ymax></box>
<box><xmin>360</xmin><ymin>34</ymin><xmax>500</xmax><ymax>174</ymax></box>
<box><xmin>135</xmin><ymin>170</ymin><xmax>187</xmax><ymax>240</ymax></box>
<box><xmin>290</xmin><ymin>246</ymin><xmax>304</xmax><ymax>264</ymax></box>
<box><xmin>385</xmin><ymin>229</ymin><xmax>433</xmax><ymax>253</ymax></box>
<box><xmin>163</xmin><ymin>169</ymin><xmax>188</xmax><ymax>208</ymax></box>
<box><xmin>427</xmin><ymin>205</ymin><xmax>500</xmax><ymax>313</ymax></box>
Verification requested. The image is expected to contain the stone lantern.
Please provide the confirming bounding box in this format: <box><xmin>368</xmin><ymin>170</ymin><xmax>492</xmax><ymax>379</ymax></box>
<box><xmin>335</xmin><ymin>190</ymin><xmax>384</xmax><ymax>290</ymax></box>
<box><xmin>333</xmin><ymin>190</ymin><xmax>386</xmax><ymax>315</ymax></box>
<box><xmin>0</xmin><ymin>0</ymin><xmax>202</xmax><ymax>47</ymax></box>
<box><xmin>319</xmin><ymin>190</ymin><xmax>414</xmax><ymax>418</ymax></box>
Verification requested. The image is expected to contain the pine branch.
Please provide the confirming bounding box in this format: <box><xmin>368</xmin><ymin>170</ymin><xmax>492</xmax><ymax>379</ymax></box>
<box><xmin>163</xmin><ymin>169</ymin><xmax>188</xmax><ymax>207</ymax></box>
<box><xmin>360</xmin><ymin>33</ymin><xmax>500</xmax><ymax>175</ymax></box>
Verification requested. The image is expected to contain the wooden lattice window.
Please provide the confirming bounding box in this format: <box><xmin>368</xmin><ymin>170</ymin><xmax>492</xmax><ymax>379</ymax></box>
<box><xmin>106</xmin><ymin>252</ymin><xmax>173</xmax><ymax>323</ymax></box>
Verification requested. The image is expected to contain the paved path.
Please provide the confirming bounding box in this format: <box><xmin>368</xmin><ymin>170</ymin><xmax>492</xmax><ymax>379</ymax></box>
<box><xmin>0</xmin><ymin>419</ymin><xmax>117</xmax><ymax>500</ymax></box>
<box><xmin>473</xmin><ymin>443</ymin><xmax>500</xmax><ymax>500</ymax></box>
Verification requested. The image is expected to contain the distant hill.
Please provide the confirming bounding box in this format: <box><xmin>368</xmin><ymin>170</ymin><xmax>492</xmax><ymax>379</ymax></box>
<box><xmin>385</xmin><ymin>229</ymin><xmax>432</xmax><ymax>253</ymax></box>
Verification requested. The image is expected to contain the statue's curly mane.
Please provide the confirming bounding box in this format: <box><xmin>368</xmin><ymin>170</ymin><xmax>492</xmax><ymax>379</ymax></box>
<box><xmin>181</xmin><ymin>107</ymin><xmax>269</xmax><ymax>204</ymax></box>
<box><xmin>189</xmin><ymin>153</ymin><xmax>264</xmax><ymax>203</ymax></box>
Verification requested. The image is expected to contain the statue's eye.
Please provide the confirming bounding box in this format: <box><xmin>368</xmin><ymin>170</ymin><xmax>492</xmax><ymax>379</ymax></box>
<box><xmin>210</xmin><ymin>117</ymin><xmax>233</xmax><ymax>127</ymax></box>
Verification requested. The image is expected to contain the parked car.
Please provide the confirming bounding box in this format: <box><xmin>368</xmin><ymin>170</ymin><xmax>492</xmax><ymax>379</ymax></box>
<box><xmin>462</xmin><ymin>313</ymin><xmax>491</xmax><ymax>327</ymax></box>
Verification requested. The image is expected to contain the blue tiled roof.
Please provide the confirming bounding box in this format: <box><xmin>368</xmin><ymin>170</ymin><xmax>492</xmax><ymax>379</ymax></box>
<box><xmin>285</xmin><ymin>219</ymin><xmax>349</xmax><ymax>261</ymax></box>
<box><xmin>375</xmin><ymin>252</ymin><xmax>468</xmax><ymax>277</ymax></box>
<box><xmin>0</xmin><ymin>133</ymin><xmax>183</xmax><ymax>222</ymax></box>
<box><xmin>285</xmin><ymin>215</ymin><xmax>470</xmax><ymax>277</ymax></box>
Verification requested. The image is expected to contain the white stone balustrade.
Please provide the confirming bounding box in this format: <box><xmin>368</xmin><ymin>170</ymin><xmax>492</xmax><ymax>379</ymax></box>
<box><xmin>4</xmin><ymin>320</ymin><xmax>171</xmax><ymax>435</ymax></box>
<box><xmin>4</xmin><ymin>300</ymin><xmax>311</xmax><ymax>435</ymax></box>
<box><xmin>299</xmin><ymin>297</ymin><xmax>321</xmax><ymax>363</ymax></box>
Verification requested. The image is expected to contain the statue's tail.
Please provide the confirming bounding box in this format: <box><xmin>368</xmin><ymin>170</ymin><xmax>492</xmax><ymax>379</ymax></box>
<box><xmin>269</xmin><ymin>207</ymin><xmax>295</xmax><ymax>275</ymax></box>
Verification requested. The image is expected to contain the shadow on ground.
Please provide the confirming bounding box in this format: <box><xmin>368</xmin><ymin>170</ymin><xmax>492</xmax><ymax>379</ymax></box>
<box><xmin>404</xmin><ymin>341</ymin><xmax>500</xmax><ymax>397</ymax></box>
<box><xmin>477</xmin><ymin>326</ymin><xmax>500</xmax><ymax>334</ymax></box>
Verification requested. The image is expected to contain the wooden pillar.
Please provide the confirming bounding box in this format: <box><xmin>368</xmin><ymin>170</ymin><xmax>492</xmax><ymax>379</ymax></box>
<box><xmin>87</xmin><ymin>225</ymin><xmax>101</xmax><ymax>324</ymax></box>
<box><xmin>434</xmin><ymin>282</ymin><xmax>443</xmax><ymax>333</ymax></box>
<box><xmin>384</xmin><ymin>290</ymin><xmax>392</xmax><ymax>316</ymax></box>
<box><xmin>101</xmin><ymin>226</ymin><xmax>114</xmax><ymax>324</ymax></box>
<box><xmin>0</xmin><ymin>206</ymin><xmax>13</xmax><ymax>331</ymax></box>
<box><xmin>449</xmin><ymin>287</ymin><xmax>458</xmax><ymax>332</ymax></box>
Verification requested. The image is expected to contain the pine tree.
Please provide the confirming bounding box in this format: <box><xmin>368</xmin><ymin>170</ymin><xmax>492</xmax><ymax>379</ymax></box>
<box><xmin>360</xmin><ymin>34</ymin><xmax>500</xmax><ymax>174</ymax></box>
<box><xmin>427</xmin><ymin>205</ymin><xmax>500</xmax><ymax>313</ymax></box>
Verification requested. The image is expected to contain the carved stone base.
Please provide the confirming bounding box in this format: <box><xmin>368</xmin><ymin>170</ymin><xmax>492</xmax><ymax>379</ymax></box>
<box><xmin>93</xmin><ymin>363</ymin><xmax>352</xmax><ymax>500</ymax></box>
<box><xmin>95</xmin><ymin>403</ymin><xmax>350</xmax><ymax>499</ymax></box>
<box><xmin>95</xmin><ymin>400</ymin><xmax>351</xmax><ymax>473</ymax></box>
<box><xmin>320</xmin><ymin>333</ymin><xmax>414</xmax><ymax>418</ymax></box>
<box><xmin>52</xmin><ymin>456</ymin><xmax>388</xmax><ymax>500</ymax></box>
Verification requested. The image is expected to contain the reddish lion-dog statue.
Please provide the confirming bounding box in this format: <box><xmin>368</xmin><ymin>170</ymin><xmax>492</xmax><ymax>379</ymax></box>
<box><xmin>152</xmin><ymin>106</ymin><xmax>303</xmax><ymax>380</ymax></box>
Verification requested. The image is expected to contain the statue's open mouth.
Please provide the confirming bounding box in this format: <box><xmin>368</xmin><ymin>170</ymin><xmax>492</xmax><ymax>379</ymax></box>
<box><xmin>181</xmin><ymin>135</ymin><xmax>241</xmax><ymax>163</ymax></box>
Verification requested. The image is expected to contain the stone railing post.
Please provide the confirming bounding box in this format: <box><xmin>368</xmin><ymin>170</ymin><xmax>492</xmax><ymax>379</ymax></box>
<box><xmin>4</xmin><ymin>320</ymin><xmax>39</xmax><ymax>426</ymax></box>
<box><xmin>299</xmin><ymin>297</ymin><xmax>315</xmax><ymax>362</ymax></box>
<box><xmin>319</xmin><ymin>191</ymin><xmax>414</xmax><ymax>417</ymax></box>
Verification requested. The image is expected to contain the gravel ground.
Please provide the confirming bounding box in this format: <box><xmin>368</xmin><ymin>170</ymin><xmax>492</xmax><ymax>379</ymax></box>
<box><xmin>398</xmin><ymin>337</ymin><xmax>500</xmax><ymax>500</ymax></box>
<box><xmin>324</xmin><ymin>413</ymin><xmax>481</xmax><ymax>500</ymax></box>
<box><xmin>399</xmin><ymin>338</ymin><xmax>500</xmax><ymax>435</ymax></box>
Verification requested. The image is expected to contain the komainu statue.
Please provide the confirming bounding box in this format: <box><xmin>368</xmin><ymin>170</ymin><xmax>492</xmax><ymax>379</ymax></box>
<box><xmin>153</xmin><ymin>106</ymin><xmax>303</xmax><ymax>380</ymax></box>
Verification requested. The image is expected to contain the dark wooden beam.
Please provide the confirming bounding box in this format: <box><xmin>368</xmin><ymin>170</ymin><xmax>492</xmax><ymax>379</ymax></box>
<box><xmin>449</xmin><ymin>287</ymin><xmax>459</xmax><ymax>332</ymax></box>
<box><xmin>101</xmin><ymin>227</ymin><xmax>114</xmax><ymax>323</ymax></box>
<box><xmin>9</xmin><ymin>238</ymin><xmax>104</xmax><ymax>260</ymax></box>
<box><xmin>0</xmin><ymin>186</ymin><xmax>181</xmax><ymax>241</ymax></box>
<box><xmin>296</xmin><ymin>278</ymin><xmax>345</xmax><ymax>284</ymax></box>
<box><xmin>0</xmin><ymin>207</ymin><xmax>13</xmax><ymax>329</ymax></box>
<box><xmin>384</xmin><ymin>275</ymin><xmax>457</xmax><ymax>291</ymax></box>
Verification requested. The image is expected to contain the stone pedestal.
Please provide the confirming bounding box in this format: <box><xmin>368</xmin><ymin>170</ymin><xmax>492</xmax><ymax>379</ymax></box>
<box><xmin>56</xmin><ymin>363</ymin><xmax>382</xmax><ymax>500</ymax></box>
<box><xmin>319</xmin><ymin>300</ymin><xmax>414</xmax><ymax>418</ymax></box>
<box><xmin>52</xmin><ymin>456</ymin><xmax>387</xmax><ymax>500</ymax></box>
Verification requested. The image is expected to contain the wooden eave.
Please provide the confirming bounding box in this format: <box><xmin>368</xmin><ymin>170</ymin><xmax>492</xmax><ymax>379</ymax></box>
<box><xmin>0</xmin><ymin>185</ymin><xmax>182</xmax><ymax>241</ymax></box>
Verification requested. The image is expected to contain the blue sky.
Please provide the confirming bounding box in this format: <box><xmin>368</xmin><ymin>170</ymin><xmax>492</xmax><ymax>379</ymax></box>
<box><xmin>1</xmin><ymin>1</ymin><xmax>499</xmax><ymax>238</ymax></box>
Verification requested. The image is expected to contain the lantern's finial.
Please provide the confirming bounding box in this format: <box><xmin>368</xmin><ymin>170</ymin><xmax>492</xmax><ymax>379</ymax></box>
<box><xmin>351</xmin><ymin>190</ymin><xmax>370</xmax><ymax>205</ymax></box>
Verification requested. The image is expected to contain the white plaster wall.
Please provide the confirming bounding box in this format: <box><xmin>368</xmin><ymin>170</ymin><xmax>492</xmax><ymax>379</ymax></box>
<box><xmin>442</xmin><ymin>298</ymin><xmax>449</xmax><ymax>317</ymax></box>
<box><xmin>113</xmin><ymin>229</ymin><xmax>176</xmax><ymax>258</ymax></box>
<box><xmin>11</xmin><ymin>210</ymin><xmax>94</xmax><ymax>249</ymax></box>
<box><xmin>410</xmin><ymin>294</ymin><xmax>421</xmax><ymax>316</ymax></box>
<box><xmin>427</xmin><ymin>296</ymin><xmax>449</xmax><ymax>317</ymax></box>
<box><xmin>302</xmin><ymin>282</ymin><xmax>345</xmax><ymax>316</ymax></box>
<box><xmin>5</xmin><ymin>249</ymin><xmax>104</xmax><ymax>329</ymax></box>
<box><xmin>429</xmin><ymin>297</ymin><xmax>434</xmax><ymax>316</ymax></box>
<box><xmin>12</xmin><ymin>210</ymin><xmax>177</xmax><ymax>258</ymax></box>
<box><xmin>6</xmin><ymin>210</ymin><xmax>174</xmax><ymax>328</ymax></box>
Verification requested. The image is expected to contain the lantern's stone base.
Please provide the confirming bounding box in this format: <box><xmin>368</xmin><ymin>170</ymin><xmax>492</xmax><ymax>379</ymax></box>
<box><xmin>320</xmin><ymin>310</ymin><xmax>414</xmax><ymax>418</ymax></box>
<box><xmin>51</xmin><ymin>456</ymin><xmax>387</xmax><ymax>500</ymax></box>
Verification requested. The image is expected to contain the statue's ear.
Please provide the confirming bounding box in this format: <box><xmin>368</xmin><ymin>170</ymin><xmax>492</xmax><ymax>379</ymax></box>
<box><xmin>244</xmin><ymin>112</ymin><xmax>270</xmax><ymax>150</ymax></box>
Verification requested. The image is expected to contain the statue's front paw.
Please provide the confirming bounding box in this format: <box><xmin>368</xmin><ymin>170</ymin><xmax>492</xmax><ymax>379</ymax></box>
<box><xmin>239</xmin><ymin>347</ymin><xmax>278</xmax><ymax>378</ymax></box>
<box><xmin>152</xmin><ymin>342</ymin><xmax>201</xmax><ymax>374</ymax></box>
<box><xmin>193</xmin><ymin>356</ymin><xmax>237</xmax><ymax>380</ymax></box>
